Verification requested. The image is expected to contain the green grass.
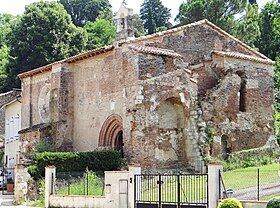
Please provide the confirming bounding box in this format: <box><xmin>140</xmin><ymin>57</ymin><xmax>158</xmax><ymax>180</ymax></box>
<box><xmin>139</xmin><ymin>175</ymin><xmax>208</xmax><ymax>203</ymax></box>
<box><xmin>56</xmin><ymin>171</ymin><xmax>104</xmax><ymax>196</ymax></box>
<box><xmin>261</xmin><ymin>193</ymin><xmax>280</xmax><ymax>201</ymax></box>
<box><xmin>223</xmin><ymin>163</ymin><xmax>280</xmax><ymax>190</ymax></box>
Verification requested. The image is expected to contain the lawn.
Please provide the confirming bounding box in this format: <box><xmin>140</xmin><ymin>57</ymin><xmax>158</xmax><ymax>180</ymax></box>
<box><xmin>222</xmin><ymin>163</ymin><xmax>280</xmax><ymax>190</ymax></box>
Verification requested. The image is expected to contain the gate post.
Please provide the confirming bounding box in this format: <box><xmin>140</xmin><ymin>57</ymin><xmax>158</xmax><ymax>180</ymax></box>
<box><xmin>208</xmin><ymin>162</ymin><xmax>223</xmax><ymax>208</ymax></box>
<box><xmin>45</xmin><ymin>166</ymin><xmax>56</xmax><ymax>208</ymax></box>
<box><xmin>128</xmin><ymin>164</ymin><xmax>141</xmax><ymax>208</ymax></box>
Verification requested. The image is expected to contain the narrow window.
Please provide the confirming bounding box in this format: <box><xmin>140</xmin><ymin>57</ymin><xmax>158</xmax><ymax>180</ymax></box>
<box><xmin>239</xmin><ymin>81</ymin><xmax>246</xmax><ymax>112</ymax></box>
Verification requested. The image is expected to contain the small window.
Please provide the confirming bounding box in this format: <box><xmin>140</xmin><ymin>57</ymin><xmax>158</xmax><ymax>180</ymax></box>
<box><xmin>239</xmin><ymin>81</ymin><xmax>246</xmax><ymax>112</ymax></box>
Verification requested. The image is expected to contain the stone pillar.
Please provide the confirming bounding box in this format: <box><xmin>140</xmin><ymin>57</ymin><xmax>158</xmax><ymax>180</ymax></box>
<box><xmin>128</xmin><ymin>164</ymin><xmax>141</xmax><ymax>208</ymax></box>
<box><xmin>208</xmin><ymin>162</ymin><xmax>223</xmax><ymax>208</ymax></box>
<box><xmin>45</xmin><ymin>166</ymin><xmax>56</xmax><ymax>208</ymax></box>
<box><xmin>14</xmin><ymin>164</ymin><xmax>30</xmax><ymax>204</ymax></box>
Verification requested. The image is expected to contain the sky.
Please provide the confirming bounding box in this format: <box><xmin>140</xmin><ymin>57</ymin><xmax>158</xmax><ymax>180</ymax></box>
<box><xmin>0</xmin><ymin>0</ymin><xmax>271</xmax><ymax>21</ymax></box>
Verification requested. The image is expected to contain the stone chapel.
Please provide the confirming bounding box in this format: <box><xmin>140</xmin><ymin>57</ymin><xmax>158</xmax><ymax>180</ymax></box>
<box><xmin>17</xmin><ymin>2</ymin><xmax>275</xmax><ymax>172</ymax></box>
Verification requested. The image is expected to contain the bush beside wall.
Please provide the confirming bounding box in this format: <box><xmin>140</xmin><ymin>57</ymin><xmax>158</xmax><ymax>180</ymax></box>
<box><xmin>28</xmin><ymin>150</ymin><xmax>121</xmax><ymax>179</ymax></box>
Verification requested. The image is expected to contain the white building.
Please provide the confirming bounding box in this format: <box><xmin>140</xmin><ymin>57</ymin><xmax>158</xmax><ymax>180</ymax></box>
<box><xmin>3</xmin><ymin>98</ymin><xmax>21</xmax><ymax>169</ymax></box>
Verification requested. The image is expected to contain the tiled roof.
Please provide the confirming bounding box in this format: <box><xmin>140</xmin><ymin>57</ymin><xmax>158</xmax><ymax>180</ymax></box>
<box><xmin>212</xmin><ymin>50</ymin><xmax>275</xmax><ymax>65</ymax></box>
<box><xmin>129</xmin><ymin>45</ymin><xmax>183</xmax><ymax>58</ymax></box>
<box><xmin>18</xmin><ymin>45</ymin><xmax>114</xmax><ymax>79</ymax></box>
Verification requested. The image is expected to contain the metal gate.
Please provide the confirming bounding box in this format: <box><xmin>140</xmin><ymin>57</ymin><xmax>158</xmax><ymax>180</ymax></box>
<box><xmin>135</xmin><ymin>174</ymin><xmax>208</xmax><ymax>208</ymax></box>
<box><xmin>1</xmin><ymin>167</ymin><xmax>15</xmax><ymax>195</ymax></box>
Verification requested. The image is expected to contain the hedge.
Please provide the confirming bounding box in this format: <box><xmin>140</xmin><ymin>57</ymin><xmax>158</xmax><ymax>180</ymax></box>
<box><xmin>28</xmin><ymin>150</ymin><xmax>121</xmax><ymax>179</ymax></box>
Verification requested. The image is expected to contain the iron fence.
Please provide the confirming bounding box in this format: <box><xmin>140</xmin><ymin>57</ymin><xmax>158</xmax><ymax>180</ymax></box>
<box><xmin>55</xmin><ymin>170</ymin><xmax>104</xmax><ymax>196</ymax></box>
<box><xmin>220</xmin><ymin>168</ymin><xmax>280</xmax><ymax>201</ymax></box>
<box><xmin>135</xmin><ymin>174</ymin><xmax>208</xmax><ymax>208</ymax></box>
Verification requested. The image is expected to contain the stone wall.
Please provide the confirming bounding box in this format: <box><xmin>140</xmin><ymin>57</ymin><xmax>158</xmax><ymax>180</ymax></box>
<box><xmin>18</xmin><ymin>21</ymin><xmax>274</xmax><ymax>171</ymax></box>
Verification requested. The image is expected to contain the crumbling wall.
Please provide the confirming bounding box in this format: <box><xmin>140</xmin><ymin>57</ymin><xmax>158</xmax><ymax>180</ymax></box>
<box><xmin>200</xmin><ymin>57</ymin><xmax>274</xmax><ymax>156</ymax></box>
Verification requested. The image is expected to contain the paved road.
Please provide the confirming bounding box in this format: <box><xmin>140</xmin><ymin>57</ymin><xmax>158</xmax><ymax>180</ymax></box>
<box><xmin>0</xmin><ymin>193</ymin><xmax>36</xmax><ymax>208</ymax></box>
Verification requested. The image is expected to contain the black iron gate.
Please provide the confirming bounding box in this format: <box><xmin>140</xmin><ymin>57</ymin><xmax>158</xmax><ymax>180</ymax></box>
<box><xmin>135</xmin><ymin>174</ymin><xmax>208</xmax><ymax>208</ymax></box>
<box><xmin>1</xmin><ymin>167</ymin><xmax>15</xmax><ymax>195</ymax></box>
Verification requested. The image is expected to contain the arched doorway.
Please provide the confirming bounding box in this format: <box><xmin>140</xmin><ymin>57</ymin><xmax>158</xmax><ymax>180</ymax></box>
<box><xmin>98</xmin><ymin>114</ymin><xmax>124</xmax><ymax>157</ymax></box>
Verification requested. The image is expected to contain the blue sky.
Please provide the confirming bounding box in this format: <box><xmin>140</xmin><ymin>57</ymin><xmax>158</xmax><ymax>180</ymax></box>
<box><xmin>0</xmin><ymin>0</ymin><xmax>271</xmax><ymax>21</ymax></box>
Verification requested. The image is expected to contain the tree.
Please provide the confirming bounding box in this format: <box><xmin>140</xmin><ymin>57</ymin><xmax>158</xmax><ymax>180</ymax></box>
<box><xmin>176</xmin><ymin>0</ymin><xmax>247</xmax><ymax>33</ymax></box>
<box><xmin>257</xmin><ymin>0</ymin><xmax>280</xmax><ymax>60</ymax></box>
<box><xmin>132</xmin><ymin>14</ymin><xmax>145</xmax><ymax>37</ymax></box>
<box><xmin>234</xmin><ymin>4</ymin><xmax>260</xmax><ymax>48</ymax></box>
<box><xmin>58</xmin><ymin>0</ymin><xmax>113</xmax><ymax>27</ymax></box>
<box><xmin>140</xmin><ymin>0</ymin><xmax>171</xmax><ymax>34</ymax></box>
<box><xmin>84</xmin><ymin>19</ymin><xmax>115</xmax><ymax>49</ymax></box>
<box><xmin>6</xmin><ymin>1</ymin><xmax>87</xmax><ymax>89</ymax></box>
<box><xmin>0</xmin><ymin>14</ymin><xmax>19</xmax><ymax>92</ymax></box>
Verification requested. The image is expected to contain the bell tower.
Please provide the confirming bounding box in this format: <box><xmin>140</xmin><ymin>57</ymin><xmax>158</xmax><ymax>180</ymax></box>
<box><xmin>115</xmin><ymin>0</ymin><xmax>134</xmax><ymax>41</ymax></box>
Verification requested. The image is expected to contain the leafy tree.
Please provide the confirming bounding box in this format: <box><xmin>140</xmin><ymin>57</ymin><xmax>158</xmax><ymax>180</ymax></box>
<box><xmin>140</xmin><ymin>0</ymin><xmax>171</xmax><ymax>34</ymax></box>
<box><xmin>234</xmin><ymin>3</ymin><xmax>260</xmax><ymax>48</ymax></box>
<box><xmin>58</xmin><ymin>0</ymin><xmax>113</xmax><ymax>27</ymax></box>
<box><xmin>6</xmin><ymin>1</ymin><xmax>87</xmax><ymax>89</ymax></box>
<box><xmin>84</xmin><ymin>19</ymin><xmax>115</xmax><ymax>49</ymax></box>
<box><xmin>0</xmin><ymin>14</ymin><xmax>19</xmax><ymax>92</ymax></box>
<box><xmin>132</xmin><ymin>14</ymin><xmax>145</xmax><ymax>37</ymax></box>
<box><xmin>176</xmin><ymin>0</ymin><xmax>247</xmax><ymax>33</ymax></box>
<box><xmin>257</xmin><ymin>0</ymin><xmax>280</xmax><ymax>60</ymax></box>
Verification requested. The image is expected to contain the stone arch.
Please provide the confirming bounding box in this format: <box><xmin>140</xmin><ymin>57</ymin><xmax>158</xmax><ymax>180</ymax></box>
<box><xmin>98</xmin><ymin>114</ymin><xmax>123</xmax><ymax>150</ymax></box>
<box><xmin>221</xmin><ymin>135</ymin><xmax>232</xmax><ymax>160</ymax></box>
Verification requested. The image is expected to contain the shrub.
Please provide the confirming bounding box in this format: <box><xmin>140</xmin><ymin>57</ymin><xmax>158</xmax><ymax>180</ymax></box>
<box><xmin>218</xmin><ymin>198</ymin><xmax>243</xmax><ymax>208</ymax></box>
<box><xmin>266</xmin><ymin>197</ymin><xmax>280</xmax><ymax>208</ymax></box>
<box><xmin>28</xmin><ymin>150</ymin><xmax>121</xmax><ymax>179</ymax></box>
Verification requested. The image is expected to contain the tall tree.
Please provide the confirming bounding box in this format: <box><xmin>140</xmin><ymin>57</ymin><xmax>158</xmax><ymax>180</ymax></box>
<box><xmin>140</xmin><ymin>0</ymin><xmax>171</xmax><ymax>34</ymax></box>
<box><xmin>132</xmin><ymin>14</ymin><xmax>145</xmax><ymax>37</ymax></box>
<box><xmin>0</xmin><ymin>14</ymin><xmax>19</xmax><ymax>92</ymax></box>
<box><xmin>84</xmin><ymin>19</ymin><xmax>115</xmax><ymax>49</ymax></box>
<box><xmin>6</xmin><ymin>1</ymin><xmax>87</xmax><ymax>89</ymax></box>
<box><xmin>58</xmin><ymin>0</ymin><xmax>113</xmax><ymax>27</ymax></box>
<box><xmin>234</xmin><ymin>3</ymin><xmax>260</xmax><ymax>48</ymax></box>
<box><xmin>176</xmin><ymin>0</ymin><xmax>247</xmax><ymax>33</ymax></box>
<box><xmin>257</xmin><ymin>0</ymin><xmax>280</xmax><ymax>60</ymax></box>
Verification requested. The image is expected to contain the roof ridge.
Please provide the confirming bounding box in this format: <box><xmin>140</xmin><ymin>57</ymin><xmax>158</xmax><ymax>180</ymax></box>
<box><xmin>212</xmin><ymin>50</ymin><xmax>275</xmax><ymax>65</ymax></box>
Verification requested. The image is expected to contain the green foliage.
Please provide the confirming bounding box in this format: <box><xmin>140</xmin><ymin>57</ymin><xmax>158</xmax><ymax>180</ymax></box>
<box><xmin>84</xmin><ymin>19</ymin><xmax>115</xmax><ymax>49</ymax></box>
<box><xmin>257</xmin><ymin>0</ymin><xmax>280</xmax><ymax>60</ymax></box>
<box><xmin>140</xmin><ymin>0</ymin><xmax>171</xmax><ymax>34</ymax></box>
<box><xmin>205</xmin><ymin>127</ymin><xmax>216</xmax><ymax>144</ymax></box>
<box><xmin>176</xmin><ymin>0</ymin><xmax>247</xmax><ymax>34</ymax></box>
<box><xmin>57</xmin><ymin>170</ymin><xmax>104</xmax><ymax>196</ymax></box>
<box><xmin>218</xmin><ymin>198</ymin><xmax>243</xmax><ymax>208</ymax></box>
<box><xmin>58</xmin><ymin>0</ymin><xmax>113</xmax><ymax>27</ymax></box>
<box><xmin>233</xmin><ymin>3</ymin><xmax>260</xmax><ymax>48</ymax></box>
<box><xmin>205</xmin><ymin>147</ymin><xmax>280</xmax><ymax>171</ymax></box>
<box><xmin>34</xmin><ymin>137</ymin><xmax>56</xmax><ymax>153</ymax></box>
<box><xmin>28</xmin><ymin>150</ymin><xmax>121</xmax><ymax>179</ymax></box>
<box><xmin>6</xmin><ymin>1</ymin><xmax>87</xmax><ymax>89</ymax></box>
<box><xmin>132</xmin><ymin>14</ymin><xmax>146</xmax><ymax>37</ymax></box>
<box><xmin>266</xmin><ymin>197</ymin><xmax>280</xmax><ymax>208</ymax></box>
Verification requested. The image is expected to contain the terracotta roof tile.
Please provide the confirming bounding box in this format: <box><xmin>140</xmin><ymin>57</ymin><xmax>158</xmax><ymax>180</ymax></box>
<box><xmin>18</xmin><ymin>45</ymin><xmax>114</xmax><ymax>79</ymax></box>
<box><xmin>212</xmin><ymin>50</ymin><xmax>275</xmax><ymax>65</ymax></box>
<box><xmin>129</xmin><ymin>45</ymin><xmax>183</xmax><ymax>58</ymax></box>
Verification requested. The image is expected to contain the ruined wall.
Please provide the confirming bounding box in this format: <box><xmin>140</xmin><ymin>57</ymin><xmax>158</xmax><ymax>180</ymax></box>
<box><xmin>201</xmin><ymin>56</ymin><xmax>274</xmax><ymax>156</ymax></box>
